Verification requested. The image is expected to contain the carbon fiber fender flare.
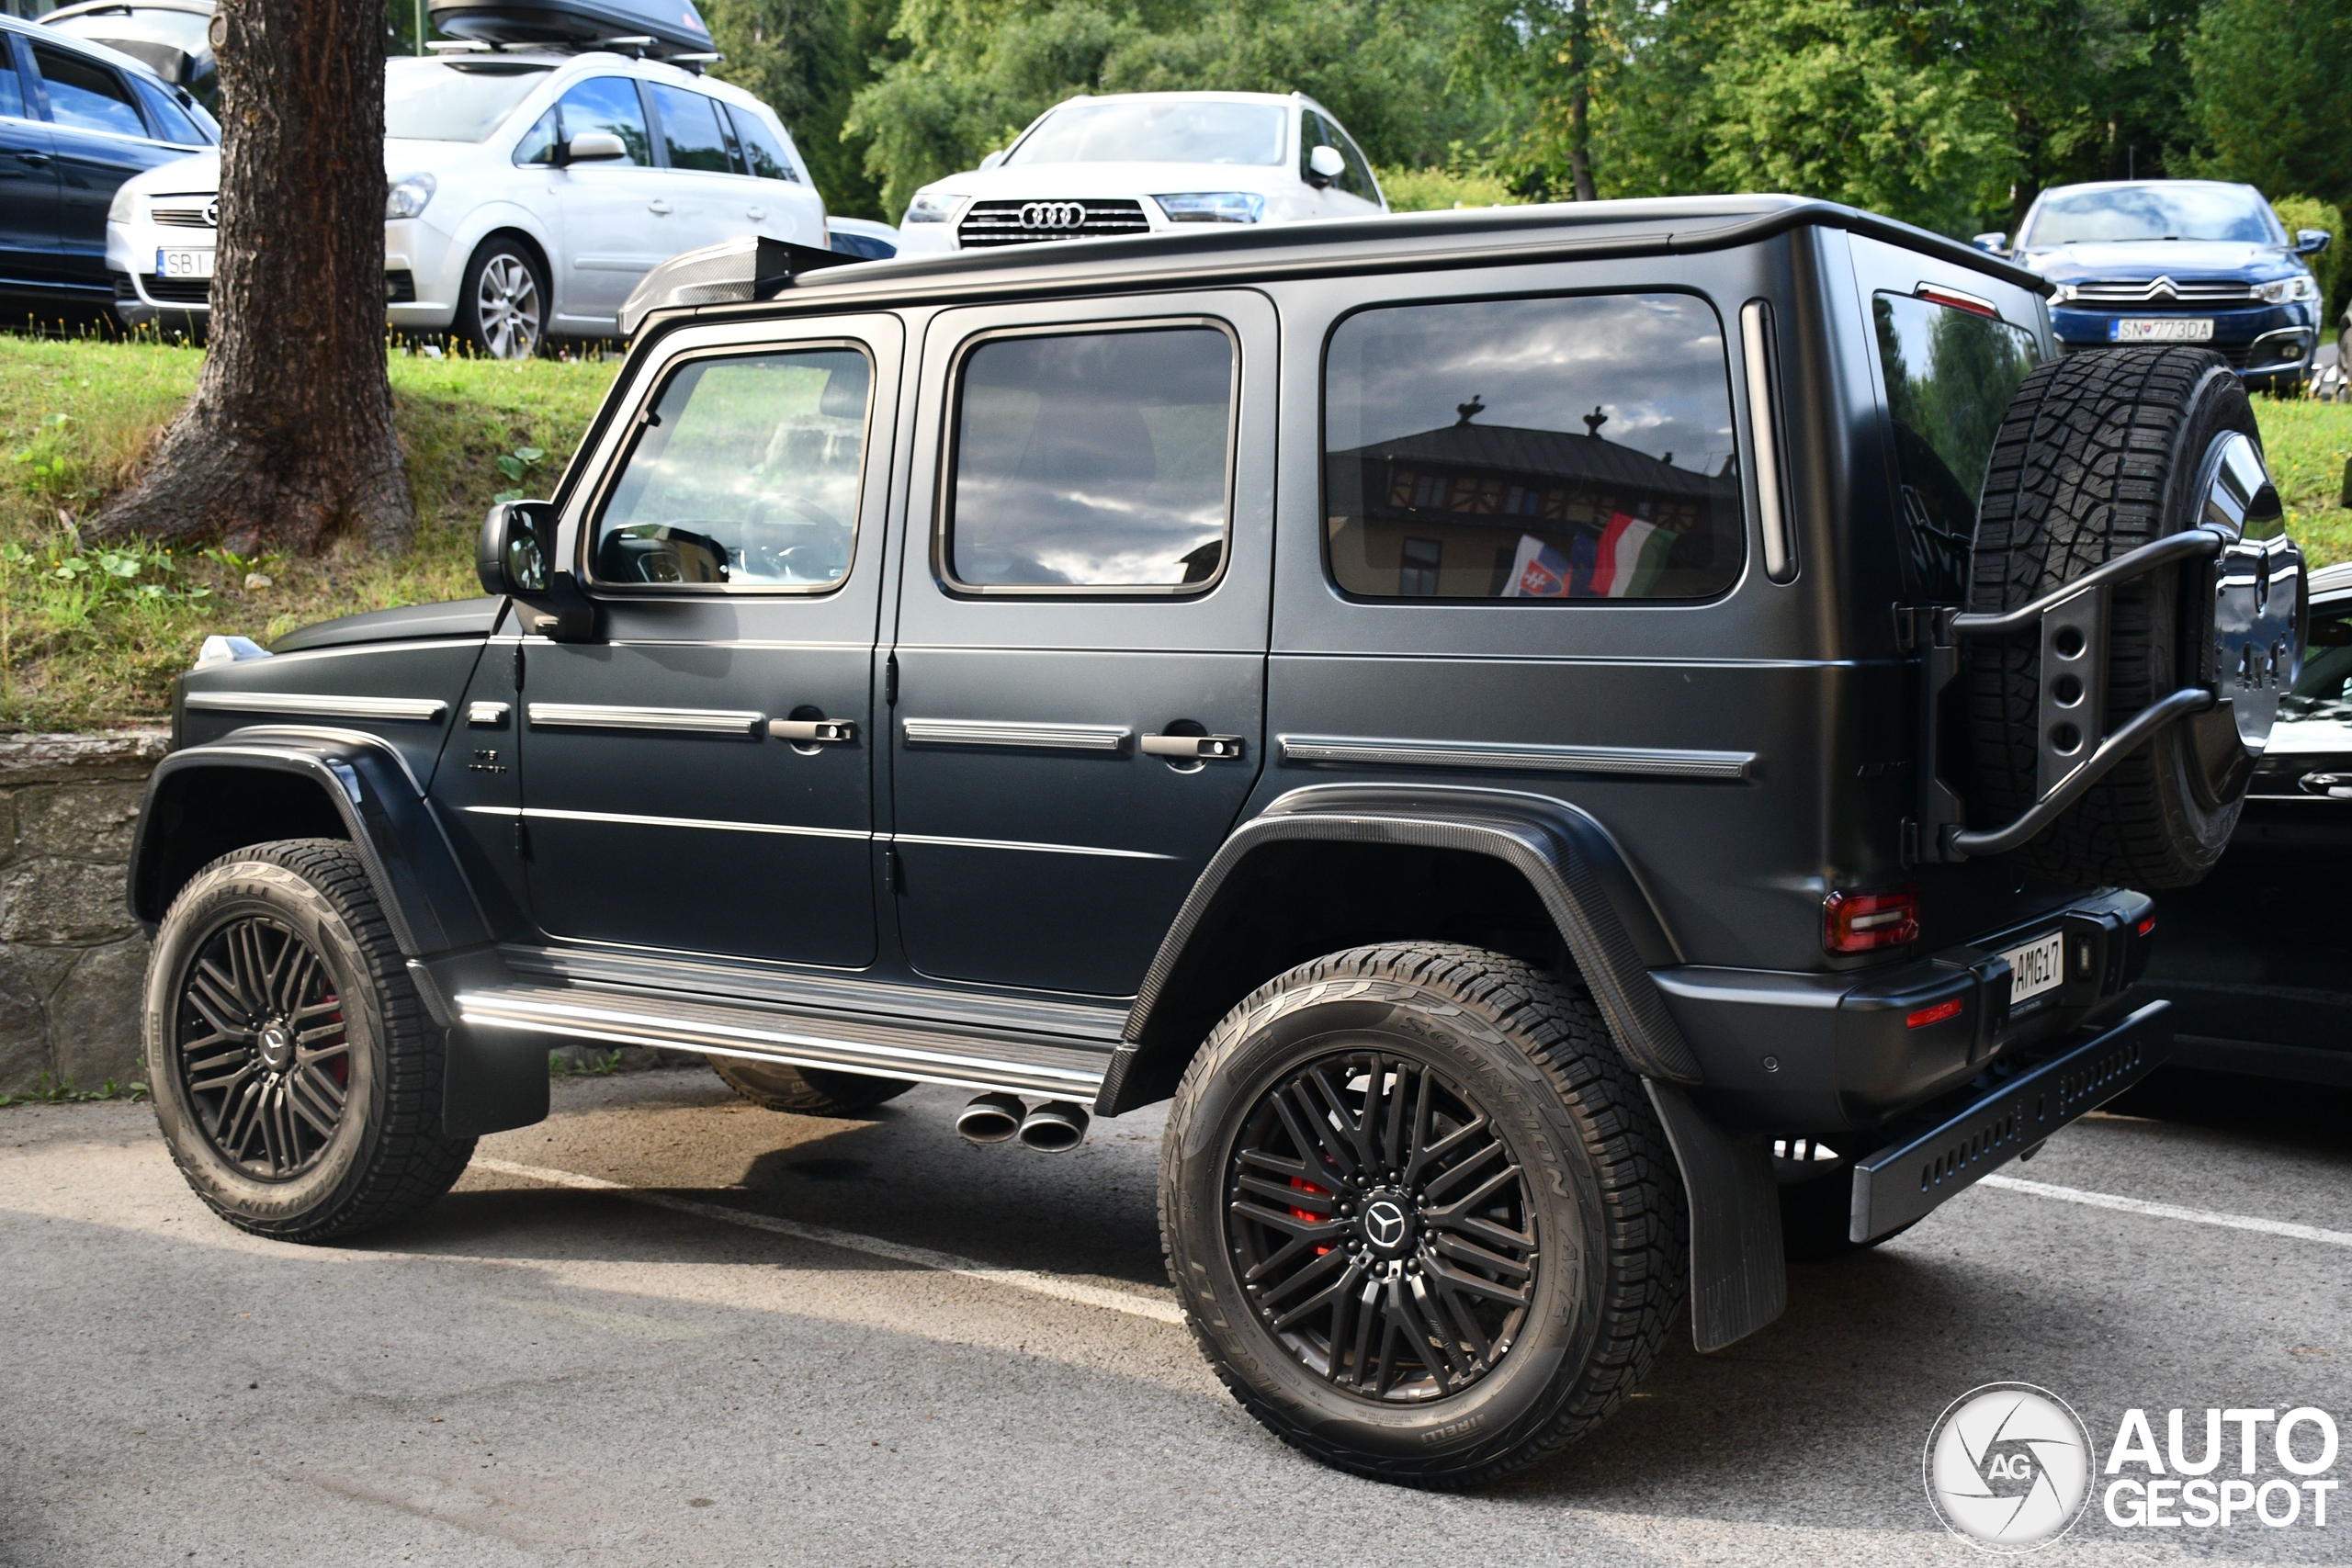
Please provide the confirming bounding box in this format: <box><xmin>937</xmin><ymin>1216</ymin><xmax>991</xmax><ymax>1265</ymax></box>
<box><xmin>1100</xmin><ymin>784</ymin><xmax>1705</xmax><ymax>1117</ymax></box>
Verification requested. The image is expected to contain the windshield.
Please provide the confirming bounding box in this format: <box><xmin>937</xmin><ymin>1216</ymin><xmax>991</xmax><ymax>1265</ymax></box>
<box><xmin>384</xmin><ymin>60</ymin><xmax>552</xmax><ymax>143</ymax></box>
<box><xmin>2023</xmin><ymin>185</ymin><xmax>2281</xmax><ymax>247</ymax></box>
<box><xmin>1006</xmin><ymin>100</ymin><xmax>1285</xmax><ymax>167</ymax></box>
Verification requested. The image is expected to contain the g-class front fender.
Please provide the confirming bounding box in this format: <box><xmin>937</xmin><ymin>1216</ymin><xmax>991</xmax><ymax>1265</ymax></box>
<box><xmin>1102</xmin><ymin>783</ymin><xmax>1707</xmax><ymax>1115</ymax></box>
<box><xmin>128</xmin><ymin>725</ymin><xmax>492</xmax><ymax>965</ymax></box>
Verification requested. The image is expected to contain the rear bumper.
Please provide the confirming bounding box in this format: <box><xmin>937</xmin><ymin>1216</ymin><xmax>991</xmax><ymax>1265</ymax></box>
<box><xmin>1849</xmin><ymin>998</ymin><xmax>2169</xmax><ymax>1240</ymax></box>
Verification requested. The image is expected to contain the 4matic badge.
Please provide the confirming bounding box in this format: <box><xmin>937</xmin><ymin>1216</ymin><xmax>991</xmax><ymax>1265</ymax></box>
<box><xmin>1925</xmin><ymin>1383</ymin><xmax>2095</xmax><ymax>1551</ymax></box>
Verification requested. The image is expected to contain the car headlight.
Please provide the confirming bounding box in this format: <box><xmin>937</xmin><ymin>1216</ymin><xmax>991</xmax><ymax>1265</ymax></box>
<box><xmin>1153</xmin><ymin>192</ymin><xmax>1265</xmax><ymax>224</ymax></box>
<box><xmin>2256</xmin><ymin>274</ymin><xmax>2319</xmax><ymax>304</ymax></box>
<box><xmin>384</xmin><ymin>173</ymin><xmax>436</xmax><ymax>220</ymax></box>
<box><xmin>2049</xmin><ymin>283</ymin><xmax>2080</xmax><ymax>304</ymax></box>
<box><xmin>108</xmin><ymin>185</ymin><xmax>140</xmax><ymax>226</ymax></box>
<box><xmin>903</xmin><ymin>191</ymin><xmax>965</xmax><ymax>224</ymax></box>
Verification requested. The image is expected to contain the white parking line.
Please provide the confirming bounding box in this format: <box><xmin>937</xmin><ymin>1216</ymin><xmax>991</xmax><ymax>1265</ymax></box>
<box><xmin>471</xmin><ymin>1156</ymin><xmax>1188</xmax><ymax>1325</ymax></box>
<box><xmin>1981</xmin><ymin>1172</ymin><xmax>2352</xmax><ymax>1249</ymax></box>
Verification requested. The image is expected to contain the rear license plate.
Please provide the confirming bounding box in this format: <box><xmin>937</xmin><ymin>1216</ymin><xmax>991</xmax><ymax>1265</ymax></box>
<box><xmin>2109</xmin><ymin>317</ymin><xmax>2213</xmax><ymax>343</ymax></box>
<box><xmin>2002</xmin><ymin>931</ymin><xmax>2066</xmax><ymax>1005</ymax></box>
<box><xmin>155</xmin><ymin>247</ymin><xmax>214</xmax><ymax>279</ymax></box>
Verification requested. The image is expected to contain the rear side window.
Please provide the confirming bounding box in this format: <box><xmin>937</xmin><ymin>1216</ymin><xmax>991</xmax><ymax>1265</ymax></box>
<box><xmin>555</xmin><ymin>76</ymin><xmax>650</xmax><ymax>165</ymax></box>
<box><xmin>0</xmin><ymin>49</ymin><xmax>23</xmax><ymax>120</ymax></box>
<box><xmin>1324</xmin><ymin>294</ymin><xmax>1745</xmax><ymax>601</ymax></box>
<box><xmin>944</xmin><ymin>325</ymin><xmax>1235</xmax><ymax>592</ymax></box>
<box><xmin>592</xmin><ymin>348</ymin><xmax>870</xmax><ymax>591</ymax></box>
<box><xmin>727</xmin><ymin>105</ymin><xmax>800</xmax><ymax>182</ymax></box>
<box><xmin>33</xmin><ymin>45</ymin><xmax>145</xmax><ymax>138</ymax></box>
<box><xmin>131</xmin><ymin>79</ymin><xmax>205</xmax><ymax>145</ymax></box>
<box><xmin>650</xmin><ymin>84</ymin><xmax>731</xmax><ymax>174</ymax></box>
<box><xmin>1872</xmin><ymin>292</ymin><xmax>2041</xmax><ymax>600</ymax></box>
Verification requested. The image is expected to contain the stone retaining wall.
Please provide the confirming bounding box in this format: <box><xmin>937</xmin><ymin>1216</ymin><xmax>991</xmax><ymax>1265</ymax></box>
<box><xmin>0</xmin><ymin>731</ymin><xmax>168</xmax><ymax>1094</ymax></box>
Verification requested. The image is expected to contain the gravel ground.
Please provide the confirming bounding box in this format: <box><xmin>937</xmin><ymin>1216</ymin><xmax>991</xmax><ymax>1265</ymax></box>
<box><xmin>2</xmin><ymin>1064</ymin><xmax>2346</xmax><ymax>1566</ymax></box>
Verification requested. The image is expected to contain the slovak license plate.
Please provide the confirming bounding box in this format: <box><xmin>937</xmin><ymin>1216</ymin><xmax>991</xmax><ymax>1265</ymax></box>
<box><xmin>2002</xmin><ymin>931</ymin><xmax>2066</xmax><ymax>1006</ymax></box>
<box><xmin>2109</xmin><ymin>317</ymin><xmax>2213</xmax><ymax>343</ymax></box>
<box><xmin>155</xmin><ymin>247</ymin><xmax>214</xmax><ymax>279</ymax></box>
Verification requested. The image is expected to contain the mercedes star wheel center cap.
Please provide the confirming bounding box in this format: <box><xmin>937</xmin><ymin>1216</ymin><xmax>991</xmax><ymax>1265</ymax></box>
<box><xmin>1363</xmin><ymin>1196</ymin><xmax>1413</xmax><ymax>1255</ymax></box>
<box><xmin>258</xmin><ymin>1023</ymin><xmax>293</xmax><ymax>1073</ymax></box>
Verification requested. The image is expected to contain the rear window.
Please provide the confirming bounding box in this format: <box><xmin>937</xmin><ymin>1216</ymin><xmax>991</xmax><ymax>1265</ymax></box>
<box><xmin>1871</xmin><ymin>293</ymin><xmax>2042</xmax><ymax>601</ymax></box>
<box><xmin>384</xmin><ymin>59</ymin><xmax>550</xmax><ymax>143</ymax></box>
<box><xmin>1323</xmin><ymin>294</ymin><xmax>1745</xmax><ymax>601</ymax></box>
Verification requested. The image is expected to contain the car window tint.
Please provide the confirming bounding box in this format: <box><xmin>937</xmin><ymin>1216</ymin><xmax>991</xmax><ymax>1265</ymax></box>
<box><xmin>2289</xmin><ymin>601</ymin><xmax>2352</xmax><ymax>716</ymax></box>
<box><xmin>1325</xmin><ymin>294</ymin><xmax>1745</xmax><ymax>602</ymax></box>
<box><xmin>594</xmin><ymin>349</ymin><xmax>868</xmax><ymax>590</ymax></box>
<box><xmin>1872</xmin><ymin>293</ymin><xmax>2042</xmax><ymax>600</ymax></box>
<box><xmin>556</xmin><ymin>75</ymin><xmax>650</xmax><ymax>165</ymax></box>
<box><xmin>1297</xmin><ymin>109</ymin><xmax>1326</xmax><ymax>182</ymax></box>
<box><xmin>33</xmin><ymin>45</ymin><xmax>146</xmax><ymax>138</ymax></box>
<box><xmin>130</xmin><ymin>77</ymin><xmax>204</xmax><ymax>144</ymax></box>
<box><xmin>512</xmin><ymin>106</ymin><xmax>558</xmax><ymax>166</ymax></box>
<box><xmin>0</xmin><ymin>50</ymin><xmax>23</xmax><ymax>119</ymax></box>
<box><xmin>1331</xmin><ymin>125</ymin><xmax>1377</xmax><ymax>202</ymax></box>
<box><xmin>727</xmin><ymin>105</ymin><xmax>799</xmax><ymax>182</ymax></box>
<box><xmin>946</xmin><ymin>327</ymin><xmax>1234</xmax><ymax>591</ymax></box>
<box><xmin>650</xmin><ymin>83</ymin><xmax>730</xmax><ymax>174</ymax></box>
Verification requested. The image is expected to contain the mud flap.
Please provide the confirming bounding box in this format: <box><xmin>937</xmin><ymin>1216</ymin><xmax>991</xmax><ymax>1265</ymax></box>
<box><xmin>440</xmin><ymin>1022</ymin><xmax>549</xmax><ymax>1139</ymax></box>
<box><xmin>1646</xmin><ymin>1080</ymin><xmax>1786</xmax><ymax>1351</ymax></box>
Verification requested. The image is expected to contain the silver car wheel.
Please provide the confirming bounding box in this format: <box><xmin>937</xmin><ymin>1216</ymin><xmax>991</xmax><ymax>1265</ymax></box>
<box><xmin>474</xmin><ymin>254</ymin><xmax>541</xmax><ymax>360</ymax></box>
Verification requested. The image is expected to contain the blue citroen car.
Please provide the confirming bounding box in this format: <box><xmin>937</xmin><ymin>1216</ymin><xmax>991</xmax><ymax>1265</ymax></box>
<box><xmin>1983</xmin><ymin>180</ymin><xmax>2330</xmax><ymax>393</ymax></box>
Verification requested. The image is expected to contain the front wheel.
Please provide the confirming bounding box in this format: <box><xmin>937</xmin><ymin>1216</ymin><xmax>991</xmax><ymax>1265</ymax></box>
<box><xmin>455</xmin><ymin>238</ymin><xmax>546</xmax><ymax>361</ymax></box>
<box><xmin>144</xmin><ymin>840</ymin><xmax>475</xmax><ymax>1241</ymax></box>
<box><xmin>1160</xmin><ymin>944</ymin><xmax>1685</xmax><ymax>1487</ymax></box>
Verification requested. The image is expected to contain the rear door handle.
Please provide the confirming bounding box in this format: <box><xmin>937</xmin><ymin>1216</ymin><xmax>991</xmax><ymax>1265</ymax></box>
<box><xmin>9</xmin><ymin>152</ymin><xmax>50</xmax><ymax>167</ymax></box>
<box><xmin>1141</xmin><ymin>733</ymin><xmax>1245</xmax><ymax>760</ymax></box>
<box><xmin>746</xmin><ymin>206</ymin><xmax>766</xmax><ymax>220</ymax></box>
<box><xmin>648</xmin><ymin>199</ymin><xmax>673</xmax><ymax>215</ymax></box>
<box><xmin>770</xmin><ymin>717</ymin><xmax>857</xmax><ymax>744</ymax></box>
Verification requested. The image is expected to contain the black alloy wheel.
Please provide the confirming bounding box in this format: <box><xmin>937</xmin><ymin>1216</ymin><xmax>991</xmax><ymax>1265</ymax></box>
<box><xmin>174</xmin><ymin>916</ymin><xmax>350</xmax><ymax>1179</ymax></box>
<box><xmin>1226</xmin><ymin>1050</ymin><xmax>1536</xmax><ymax>1401</ymax></box>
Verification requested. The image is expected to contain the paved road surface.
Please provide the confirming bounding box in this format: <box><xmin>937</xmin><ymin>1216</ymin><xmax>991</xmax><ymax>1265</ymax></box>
<box><xmin>4</xmin><ymin>1066</ymin><xmax>2347</xmax><ymax>1565</ymax></box>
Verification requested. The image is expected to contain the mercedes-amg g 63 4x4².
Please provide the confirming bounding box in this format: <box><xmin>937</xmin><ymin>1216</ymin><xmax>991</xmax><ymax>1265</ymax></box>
<box><xmin>130</xmin><ymin>197</ymin><xmax>2304</xmax><ymax>1487</ymax></box>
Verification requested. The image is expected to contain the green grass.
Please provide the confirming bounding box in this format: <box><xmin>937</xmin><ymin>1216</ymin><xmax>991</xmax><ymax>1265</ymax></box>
<box><xmin>0</xmin><ymin>333</ymin><xmax>620</xmax><ymax>731</ymax></box>
<box><xmin>2252</xmin><ymin>396</ymin><xmax>2352</xmax><ymax>570</ymax></box>
<box><xmin>0</xmin><ymin>1073</ymin><xmax>147</xmax><ymax>1106</ymax></box>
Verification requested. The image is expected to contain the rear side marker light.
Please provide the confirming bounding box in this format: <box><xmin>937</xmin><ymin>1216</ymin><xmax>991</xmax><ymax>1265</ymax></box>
<box><xmin>1907</xmin><ymin>998</ymin><xmax>1965</xmax><ymax>1030</ymax></box>
<box><xmin>1824</xmin><ymin>886</ymin><xmax>1921</xmax><ymax>953</ymax></box>
<box><xmin>2137</xmin><ymin>916</ymin><xmax>2155</xmax><ymax>936</ymax></box>
<box><xmin>1917</xmin><ymin>282</ymin><xmax>1999</xmax><ymax>318</ymax></box>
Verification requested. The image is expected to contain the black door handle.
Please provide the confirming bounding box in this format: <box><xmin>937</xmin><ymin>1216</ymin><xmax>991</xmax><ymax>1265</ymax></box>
<box><xmin>6</xmin><ymin>152</ymin><xmax>51</xmax><ymax>167</ymax></box>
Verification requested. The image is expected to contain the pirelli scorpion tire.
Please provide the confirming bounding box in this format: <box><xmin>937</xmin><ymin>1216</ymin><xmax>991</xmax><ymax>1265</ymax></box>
<box><xmin>1968</xmin><ymin>347</ymin><xmax>2258</xmax><ymax>887</ymax></box>
<box><xmin>144</xmin><ymin>840</ymin><xmax>476</xmax><ymax>1242</ymax></box>
<box><xmin>708</xmin><ymin>1058</ymin><xmax>914</xmax><ymax>1115</ymax></box>
<box><xmin>1160</xmin><ymin>943</ymin><xmax>1686</xmax><ymax>1488</ymax></box>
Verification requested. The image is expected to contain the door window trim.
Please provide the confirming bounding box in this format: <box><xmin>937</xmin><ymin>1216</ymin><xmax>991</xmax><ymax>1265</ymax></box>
<box><xmin>932</xmin><ymin>313</ymin><xmax>1241</xmax><ymax>599</ymax></box>
<box><xmin>575</xmin><ymin>335</ymin><xmax>879</xmax><ymax>597</ymax></box>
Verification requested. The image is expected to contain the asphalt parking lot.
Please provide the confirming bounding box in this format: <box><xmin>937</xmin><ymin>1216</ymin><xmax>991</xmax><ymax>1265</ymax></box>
<box><xmin>4</xmin><ymin>1064</ymin><xmax>2347</xmax><ymax>1566</ymax></box>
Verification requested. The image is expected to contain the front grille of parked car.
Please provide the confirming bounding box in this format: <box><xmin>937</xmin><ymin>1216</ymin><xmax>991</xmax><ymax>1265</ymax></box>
<box><xmin>150</xmin><ymin>206</ymin><xmax>215</xmax><ymax>230</ymax></box>
<box><xmin>142</xmin><ymin>275</ymin><xmax>209</xmax><ymax>304</ymax></box>
<box><xmin>111</xmin><ymin>273</ymin><xmax>134</xmax><ymax>301</ymax></box>
<box><xmin>2065</xmin><ymin>278</ymin><xmax>2257</xmax><ymax>304</ymax></box>
<box><xmin>957</xmin><ymin>198</ymin><xmax>1152</xmax><ymax>248</ymax></box>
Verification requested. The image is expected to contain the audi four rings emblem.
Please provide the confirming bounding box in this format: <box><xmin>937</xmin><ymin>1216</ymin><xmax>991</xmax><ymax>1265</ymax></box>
<box><xmin>1020</xmin><ymin>201</ymin><xmax>1087</xmax><ymax>231</ymax></box>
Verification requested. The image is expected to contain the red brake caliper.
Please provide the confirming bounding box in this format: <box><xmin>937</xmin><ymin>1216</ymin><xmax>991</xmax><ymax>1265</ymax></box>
<box><xmin>1291</xmin><ymin>1177</ymin><xmax>1333</xmax><ymax>1256</ymax></box>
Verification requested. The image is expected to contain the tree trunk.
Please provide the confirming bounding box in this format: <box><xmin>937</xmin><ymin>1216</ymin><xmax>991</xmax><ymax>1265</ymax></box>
<box><xmin>97</xmin><ymin>0</ymin><xmax>412</xmax><ymax>556</ymax></box>
<box><xmin>1566</xmin><ymin>0</ymin><xmax>1598</xmax><ymax>203</ymax></box>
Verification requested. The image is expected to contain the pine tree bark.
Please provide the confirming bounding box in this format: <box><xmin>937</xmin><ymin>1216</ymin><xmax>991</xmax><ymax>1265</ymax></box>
<box><xmin>96</xmin><ymin>0</ymin><xmax>412</xmax><ymax>555</ymax></box>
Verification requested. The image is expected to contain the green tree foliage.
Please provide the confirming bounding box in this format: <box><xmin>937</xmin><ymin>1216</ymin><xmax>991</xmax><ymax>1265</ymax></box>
<box><xmin>704</xmin><ymin>0</ymin><xmax>906</xmax><ymax>220</ymax></box>
<box><xmin>2188</xmin><ymin>0</ymin><xmax>2352</xmax><ymax>214</ymax></box>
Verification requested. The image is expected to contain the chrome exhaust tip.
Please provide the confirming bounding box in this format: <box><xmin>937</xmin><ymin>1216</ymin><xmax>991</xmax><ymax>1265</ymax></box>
<box><xmin>1016</xmin><ymin>1100</ymin><xmax>1090</xmax><ymax>1153</ymax></box>
<box><xmin>956</xmin><ymin>1091</ymin><xmax>1026</xmax><ymax>1144</ymax></box>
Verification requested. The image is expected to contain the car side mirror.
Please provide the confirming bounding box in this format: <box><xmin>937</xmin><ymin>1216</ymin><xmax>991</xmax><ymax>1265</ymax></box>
<box><xmin>2297</xmin><ymin>229</ymin><xmax>2333</xmax><ymax>256</ymax></box>
<box><xmin>1972</xmin><ymin>231</ymin><xmax>2007</xmax><ymax>254</ymax></box>
<box><xmin>1306</xmin><ymin>144</ymin><xmax>1345</xmax><ymax>186</ymax></box>
<box><xmin>478</xmin><ymin>500</ymin><xmax>595</xmax><ymax>639</ymax></box>
<box><xmin>978</xmin><ymin>149</ymin><xmax>1006</xmax><ymax>171</ymax></box>
<box><xmin>562</xmin><ymin>131</ymin><xmax>628</xmax><ymax>164</ymax></box>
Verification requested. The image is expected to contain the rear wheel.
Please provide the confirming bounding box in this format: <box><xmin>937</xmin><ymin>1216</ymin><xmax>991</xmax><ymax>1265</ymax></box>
<box><xmin>455</xmin><ymin>238</ymin><xmax>545</xmax><ymax>361</ymax></box>
<box><xmin>709</xmin><ymin>1057</ymin><xmax>913</xmax><ymax>1115</ymax></box>
<box><xmin>1161</xmin><ymin>943</ymin><xmax>1684</xmax><ymax>1488</ymax></box>
<box><xmin>144</xmin><ymin>840</ymin><xmax>474</xmax><ymax>1241</ymax></box>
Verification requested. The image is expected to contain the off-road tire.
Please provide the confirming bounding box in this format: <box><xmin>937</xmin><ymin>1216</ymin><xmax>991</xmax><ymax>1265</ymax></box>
<box><xmin>1160</xmin><ymin>943</ymin><xmax>1685</xmax><ymax>1488</ymax></box>
<box><xmin>144</xmin><ymin>840</ymin><xmax>474</xmax><ymax>1241</ymax></box>
<box><xmin>709</xmin><ymin>1058</ymin><xmax>914</xmax><ymax>1115</ymax></box>
<box><xmin>1968</xmin><ymin>347</ymin><xmax>2254</xmax><ymax>886</ymax></box>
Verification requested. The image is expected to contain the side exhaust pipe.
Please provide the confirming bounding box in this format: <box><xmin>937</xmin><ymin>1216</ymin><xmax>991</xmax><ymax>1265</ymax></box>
<box><xmin>956</xmin><ymin>1092</ymin><xmax>1026</xmax><ymax>1144</ymax></box>
<box><xmin>1017</xmin><ymin>1100</ymin><xmax>1090</xmax><ymax>1153</ymax></box>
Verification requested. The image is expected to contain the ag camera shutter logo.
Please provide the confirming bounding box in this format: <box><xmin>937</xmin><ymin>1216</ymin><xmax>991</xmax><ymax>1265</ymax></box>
<box><xmin>1925</xmin><ymin>1383</ymin><xmax>2095</xmax><ymax>1551</ymax></box>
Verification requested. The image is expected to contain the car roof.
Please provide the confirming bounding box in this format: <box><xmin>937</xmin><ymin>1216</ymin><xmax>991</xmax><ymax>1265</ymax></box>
<box><xmin>388</xmin><ymin>49</ymin><xmax>774</xmax><ymax>116</ymax></box>
<box><xmin>1041</xmin><ymin>90</ymin><xmax>1303</xmax><ymax>108</ymax></box>
<box><xmin>646</xmin><ymin>194</ymin><xmax>2048</xmax><ymax>342</ymax></box>
<box><xmin>44</xmin><ymin>0</ymin><xmax>214</xmax><ymax>17</ymax></box>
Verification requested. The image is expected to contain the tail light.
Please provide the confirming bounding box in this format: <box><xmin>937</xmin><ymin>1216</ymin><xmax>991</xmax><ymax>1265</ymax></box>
<box><xmin>1824</xmin><ymin>886</ymin><xmax>1920</xmax><ymax>953</ymax></box>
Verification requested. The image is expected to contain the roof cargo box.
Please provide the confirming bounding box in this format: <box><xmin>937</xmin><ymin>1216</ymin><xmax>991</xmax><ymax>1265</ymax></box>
<box><xmin>427</xmin><ymin>0</ymin><xmax>716</xmax><ymax>59</ymax></box>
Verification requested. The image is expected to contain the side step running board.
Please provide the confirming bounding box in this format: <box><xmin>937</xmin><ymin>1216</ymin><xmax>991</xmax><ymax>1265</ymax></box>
<box><xmin>458</xmin><ymin>984</ymin><xmax>1110</xmax><ymax>1100</ymax></box>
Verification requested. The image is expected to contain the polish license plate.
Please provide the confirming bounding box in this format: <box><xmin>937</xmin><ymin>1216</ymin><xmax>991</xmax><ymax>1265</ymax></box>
<box><xmin>155</xmin><ymin>247</ymin><xmax>214</xmax><ymax>279</ymax></box>
<box><xmin>2109</xmin><ymin>317</ymin><xmax>2213</xmax><ymax>343</ymax></box>
<box><xmin>2002</xmin><ymin>931</ymin><xmax>2066</xmax><ymax>1006</ymax></box>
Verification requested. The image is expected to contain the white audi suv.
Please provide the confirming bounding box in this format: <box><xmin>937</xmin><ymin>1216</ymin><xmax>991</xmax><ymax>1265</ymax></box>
<box><xmin>107</xmin><ymin>47</ymin><xmax>828</xmax><ymax>355</ymax></box>
<box><xmin>891</xmin><ymin>90</ymin><xmax>1385</xmax><ymax>255</ymax></box>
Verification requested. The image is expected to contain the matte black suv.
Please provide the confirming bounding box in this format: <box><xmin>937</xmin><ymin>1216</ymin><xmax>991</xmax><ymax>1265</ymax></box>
<box><xmin>130</xmin><ymin>197</ymin><xmax>2306</xmax><ymax>1487</ymax></box>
